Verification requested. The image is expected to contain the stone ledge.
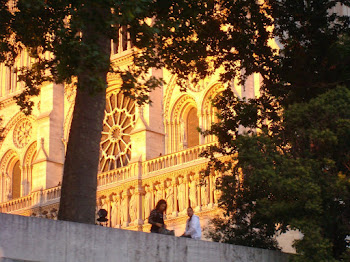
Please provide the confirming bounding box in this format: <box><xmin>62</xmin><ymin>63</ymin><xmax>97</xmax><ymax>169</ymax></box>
<box><xmin>0</xmin><ymin>213</ymin><xmax>289</xmax><ymax>262</ymax></box>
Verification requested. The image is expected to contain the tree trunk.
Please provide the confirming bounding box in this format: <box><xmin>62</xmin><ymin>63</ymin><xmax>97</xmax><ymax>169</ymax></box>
<box><xmin>58</xmin><ymin>3</ymin><xmax>111</xmax><ymax>224</ymax></box>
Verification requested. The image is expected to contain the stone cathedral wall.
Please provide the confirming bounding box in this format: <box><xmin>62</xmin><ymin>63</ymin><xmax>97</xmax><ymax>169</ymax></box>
<box><xmin>0</xmin><ymin>34</ymin><xmax>261</xmax><ymax>242</ymax></box>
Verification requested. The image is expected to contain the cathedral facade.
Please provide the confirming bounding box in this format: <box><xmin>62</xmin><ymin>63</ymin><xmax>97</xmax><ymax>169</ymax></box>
<box><xmin>0</xmin><ymin>30</ymin><xmax>260</xmax><ymax>236</ymax></box>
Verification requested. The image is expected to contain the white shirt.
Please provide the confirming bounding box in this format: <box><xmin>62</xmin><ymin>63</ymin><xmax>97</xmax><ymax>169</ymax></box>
<box><xmin>185</xmin><ymin>214</ymin><xmax>202</xmax><ymax>240</ymax></box>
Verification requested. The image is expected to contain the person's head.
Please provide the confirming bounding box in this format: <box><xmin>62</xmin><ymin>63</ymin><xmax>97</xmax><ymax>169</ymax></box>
<box><xmin>187</xmin><ymin>207</ymin><xmax>194</xmax><ymax>217</ymax></box>
<box><xmin>155</xmin><ymin>199</ymin><xmax>167</xmax><ymax>212</ymax></box>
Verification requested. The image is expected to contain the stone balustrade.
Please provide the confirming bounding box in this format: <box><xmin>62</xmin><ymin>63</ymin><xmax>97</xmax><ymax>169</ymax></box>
<box><xmin>143</xmin><ymin>142</ymin><xmax>216</xmax><ymax>174</ymax></box>
<box><xmin>0</xmin><ymin>186</ymin><xmax>61</xmax><ymax>213</ymax></box>
<box><xmin>97</xmin><ymin>164</ymin><xmax>135</xmax><ymax>187</ymax></box>
<box><xmin>0</xmin><ymin>143</ymin><xmax>220</xmax><ymax>228</ymax></box>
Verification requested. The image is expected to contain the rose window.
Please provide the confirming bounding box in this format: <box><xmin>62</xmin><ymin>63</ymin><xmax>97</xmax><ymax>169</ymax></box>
<box><xmin>13</xmin><ymin>119</ymin><xmax>32</xmax><ymax>148</ymax></box>
<box><xmin>186</xmin><ymin>73</ymin><xmax>207</xmax><ymax>92</ymax></box>
<box><xmin>99</xmin><ymin>91</ymin><xmax>136</xmax><ymax>172</ymax></box>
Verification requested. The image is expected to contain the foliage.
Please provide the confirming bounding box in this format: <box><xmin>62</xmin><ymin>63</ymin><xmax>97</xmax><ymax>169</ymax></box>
<box><xmin>1</xmin><ymin>2</ymin><xmax>350</xmax><ymax>257</ymax></box>
<box><xmin>198</xmin><ymin>2</ymin><xmax>350</xmax><ymax>261</ymax></box>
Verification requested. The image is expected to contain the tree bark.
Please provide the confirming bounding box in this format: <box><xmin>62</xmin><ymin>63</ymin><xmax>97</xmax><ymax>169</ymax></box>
<box><xmin>58</xmin><ymin>3</ymin><xmax>111</xmax><ymax>224</ymax></box>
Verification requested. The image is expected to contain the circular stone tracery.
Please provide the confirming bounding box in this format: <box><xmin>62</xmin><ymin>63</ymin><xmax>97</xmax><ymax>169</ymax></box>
<box><xmin>186</xmin><ymin>74</ymin><xmax>207</xmax><ymax>92</ymax></box>
<box><xmin>13</xmin><ymin>119</ymin><xmax>33</xmax><ymax>149</ymax></box>
<box><xmin>99</xmin><ymin>91</ymin><xmax>136</xmax><ymax>172</ymax></box>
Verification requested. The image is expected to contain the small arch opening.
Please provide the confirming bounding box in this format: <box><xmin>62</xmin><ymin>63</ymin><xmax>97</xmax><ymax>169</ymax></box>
<box><xmin>186</xmin><ymin>107</ymin><xmax>200</xmax><ymax>148</ymax></box>
<box><xmin>12</xmin><ymin>160</ymin><xmax>21</xmax><ymax>199</ymax></box>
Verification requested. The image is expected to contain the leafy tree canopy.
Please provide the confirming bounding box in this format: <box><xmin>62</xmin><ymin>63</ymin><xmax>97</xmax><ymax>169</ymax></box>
<box><xmin>1</xmin><ymin>2</ymin><xmax>350</xmax><ymax>259</ymax></box>
<box><xmin>193</xmin><ymin>1</ymin><xmax>350</xmax><ymax>262</ymax></box>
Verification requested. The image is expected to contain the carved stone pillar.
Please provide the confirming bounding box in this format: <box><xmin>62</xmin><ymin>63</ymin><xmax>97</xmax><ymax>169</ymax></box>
<box><xmin>177</xmin><ymin>176</ymin><xmax>186</xmax><ymax>214</ymax></box>
<box><xmin>21</xmin><ymin>165</ymin><xmax>27</xmax><ymax>196</ymax></box>
<box><xmin>184</xmin><ymin>174</ymin><xmax>190</xmax><ymax>213</ymax></box>
<box><xmin>121</xmin><ymin>189</ymin><xmax>130</xmax><ymax>227</ymax></box>
<box><xmin>161</xmin><ymin>181</ymin><xmax>166</xmax><ymax>200</ymax></box>
<box><xmin>201</xmin><ymin>176</ymin><xmax>209</xmax><ymax>209</ymax></box>
<box><xmin>209</xmin><ymin>173</ymin><xmax>215</xmax><ymax>208</ymax></box>
<box><xmin>189</xmin><ymin>174</ymin><xmax>199</xmax><ymax>211</ymax></box>
<box><xmin>143</xmin><ymin>185</ymin><xmax>152</xmax><ymax>221</ymax></box>
<box><xmin>110</xmin><ymin>192</ymin><xmax>121</xmax><ymax>228</ymax></box>
<box><xmin>150</xmin><ymin>183</ymin><xmax>155</xmax><ymax>211</ymax></box>
<box><xmin>213</xmin><ymin>173</ymin><xmax>221</xmax><ymax>206</ymax></box>
<box><xmin>5</xmin><ymin>172</ymin><xmax>12</xmax><ymax>202</ymax></box>
<box><xmin>135</xmin><ymin>185</ymin><xmax>145</xmax><ymax>230</ymax></box>
<box><xmin>172</xmin><ymin>177</ymin><xmax>178</xmax><ymax>217</ymax></box>
<box><xmin>165</xmin><ymin>179</ymin><xmax>174</xmax><ymax>217</ymax></box>
<box><xmin>196</xmin><ymin>174</ymin><xmax>201</xmax><ymax>212</ymax></box>
<box><xmin>154</xmin><ymin>183</ymin><xmax>163</xmax><ymax>205</ymax></box>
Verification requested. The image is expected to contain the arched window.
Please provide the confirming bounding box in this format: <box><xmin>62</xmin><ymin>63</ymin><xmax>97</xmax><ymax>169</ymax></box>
<box><xmin>11</xmin><ymin>160</ymin><xmax>21</xmax><ymax>199</ymax></box>
<box><xmin>186</xmin><ymin>107</ymin><xmax>199</xmax><ymax>148</ymax></box>
<box><xmin>0</xmin><ymin>150</ymin><xmax>21</xmax><ymax>201</ymax></box>
<box><xmin>168</xmin><ymin>95</ymin><xmax>199</xmax><ymax>152</ymax></box>
<box><xmin>202</xmin><ymin>84</ymin><xmax>226</xmax><ymax>144</ymax></box>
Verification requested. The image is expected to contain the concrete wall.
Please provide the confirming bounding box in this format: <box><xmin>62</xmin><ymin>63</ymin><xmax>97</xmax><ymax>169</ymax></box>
<box><xmin>0</xmin><ymin>213</ymin><xmax>289</xmax><ymax>262</ymax></box>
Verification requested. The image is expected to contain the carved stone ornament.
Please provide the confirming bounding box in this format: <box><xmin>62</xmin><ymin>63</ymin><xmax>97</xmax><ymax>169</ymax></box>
<box><xmin>99</xmin><ymin>91</ymin><xmax>136</xmax><ymax>172</ymax></box>
<box><xmin>186</xmin><ymin>74</ymin><xmax>208</xmax><ymax>92</ymax></box>
<box><xmin>13</xmin><ymin>118</ymin><xmax>32</xmax><ymax>149</ymax></box>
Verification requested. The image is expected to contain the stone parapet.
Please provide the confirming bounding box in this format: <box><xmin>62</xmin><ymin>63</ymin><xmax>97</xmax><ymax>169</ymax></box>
<box><xmin>0</xmin><ymin>213</ymin><xmax>289</xmax><ymax>262</ymax></box>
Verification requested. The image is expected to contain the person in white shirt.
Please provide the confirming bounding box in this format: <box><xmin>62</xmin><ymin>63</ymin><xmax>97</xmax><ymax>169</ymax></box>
<box><xmin>181</xmin><ymin>207</ymin><xmax>201</xmax><ymax>240</ymax></box>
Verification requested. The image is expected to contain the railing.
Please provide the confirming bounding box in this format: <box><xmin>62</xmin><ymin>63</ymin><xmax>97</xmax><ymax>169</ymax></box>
<box><xmin>97</xmin><ymin>162</ymin><xmax>140</xmax><ymax>187</ymax></box>
<box><xmin>142</xmin><ymin>143</ymin><xmax>216</xmax><ymax>174</ymax></box>
<box><xmin>0</xmin><ymin>186</ymin><xmax>61</xmax><ymax>213</ymax></box>
<box><xmin>1</xmin><ymin>143</ymin><xmax>217</xmax><ymax>213</ymax></box>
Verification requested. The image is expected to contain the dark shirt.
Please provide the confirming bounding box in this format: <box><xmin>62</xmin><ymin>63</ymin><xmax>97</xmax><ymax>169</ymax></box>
<box><xmin>148</xmin><ymin>209</ymin><xmax>164</xmax><ymax>233</ymax></box>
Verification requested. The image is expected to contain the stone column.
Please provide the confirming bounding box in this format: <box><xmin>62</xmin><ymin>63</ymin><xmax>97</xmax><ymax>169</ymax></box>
<box><xmin>172</xmin><ymin>177</ymin><xmax>178</xmax><ymax>217</ymax></box>
<box><xmin>199</xmin><ymin>112</ymin><xmax>205</xmax><ymax>145</ymax></box>
<box><xmin>209</xmin><ymin>173</ymin><xmax>215</xmax><ymax>208</ymax></box>
<box><xmin>161</xmin><ymin>181</ymin><xmax>166</xmax><ymax>199</ymax></box>
<box><xmin>201</xmin><ymin>176</ymin><xmax>209</xmax><ymax>209</ymax></box>
<box><xmin>135</xmin><ymin>185</ymin><xmax>145</xmax><ymax>230</ymax></box>
<box><xmin>171</xmin><ymin>121</ymin><xmax>175</xmax><ymax>153</ymax></box>
<box><xmin>196</xmin><ymin>174</ymin><xmax>201</xmax><ymax>212</ymax></box>
<box><xmin>143</xmin><ymin>185</ymin><xmax>152</xmax><ymax>222</ymax></box>
<box><xmin>20</xmin><ymin>165</ymin><xmax>28</xmax><ymax>196</ymax></box>
<box><xmin>213</xmin><ymin>173</ymin><xmax>220</xmax><ymax>206</ymax></box>
<box><xmin>121</xmin><ymin>190</ymin><xmax>130</xmax><ymax>227</ymax></box>
<box><xmin>110</xmin><ymin>193</ymin><xmax>119</xmax><ymax>228</ymax></box>
<box><xmin>165</xmin><ymin>180</ymin><xmax>174</xmax><ymax>217</ymax></box>
<box><xmin>150</xmin><ymin>183</ymin><xmax>155</xmax><ymax>211</ymax></box>
<box><xmin>185</xmin><ymin>174</ymin><xmax>190</xmax><ymax>212</ymax></box>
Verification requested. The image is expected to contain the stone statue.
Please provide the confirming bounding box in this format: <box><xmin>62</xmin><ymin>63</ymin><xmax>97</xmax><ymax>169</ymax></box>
<box><xmin>154</xmin><ymin>184</ymin><xmax>162</xmax><ymax>204</ymax></box>
<box><xmin>144</xmin><ymin>186</ymin><xmax>152</xmax><ymax>220</ymax></box>
<box><xmin>165</xmin><ymin>180</ymin><xmax>174</xmax><ymax>215</ymax></box>
<box><xmin>110</xmin><ymin>194</ymin><xmax>120</xmax><ymax>227</ymax></box>
<box><xmin>201</xmin><ymin>178</ymin><xmax>209</xmax><ymax>207</ymax></box>
<box><xmin>213</xmin><ymin>176</ymin><xmax>221</xmax><ymax>204</ymax></box>
<box><xmin>177</xmin><ymin>177</ymin><xmax>186</xmax><ymax>212</ymax></box>
<box><xmin>189</xmin><ymin>177</ymin><xmax>198</xmax><ymax>207</ymax></box>
<box><xmin>121</xmin><ymin>193</ymin><xmax>129</xmax><ymax>225</ymax></box>
<box><xmin>129</xmin><ymin>189</ymin><xmax>137</xmax><ymax>222</ymax></box>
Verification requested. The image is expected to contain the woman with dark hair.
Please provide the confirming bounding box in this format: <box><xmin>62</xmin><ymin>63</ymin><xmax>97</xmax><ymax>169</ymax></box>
<box><xmin>148</xmin><ymin>199</ymin><xmax>174</xmax><ymax>235</ymax></box>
